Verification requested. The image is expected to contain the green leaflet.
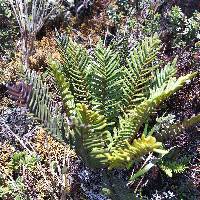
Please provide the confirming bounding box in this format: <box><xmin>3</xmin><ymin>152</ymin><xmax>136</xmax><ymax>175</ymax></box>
<box><xmin>129</xmin><ymin>163</ymin><xmax>155</xmax><ymax>181</ymax></box>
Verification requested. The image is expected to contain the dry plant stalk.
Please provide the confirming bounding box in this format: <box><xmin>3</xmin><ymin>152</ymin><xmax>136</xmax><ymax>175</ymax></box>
<box><xmin>9</xmin><ymin>0</ymin><xmax>63</xmax><ymax>70</ymax></box>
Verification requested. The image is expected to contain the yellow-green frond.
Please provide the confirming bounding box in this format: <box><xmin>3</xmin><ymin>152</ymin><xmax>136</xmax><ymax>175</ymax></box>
<box><xmin>50</xmin><ymin>60</ymin><xmax>75</xmax><ymax>117</ymax></box>
<box><xmin>106</xmin><ymin>135</ymin><xmax>163</xmax><ymax>169</ymax></box>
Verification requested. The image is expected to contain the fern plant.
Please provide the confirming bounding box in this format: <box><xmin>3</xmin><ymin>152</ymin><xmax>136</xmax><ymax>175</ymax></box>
<box><xmin>11</xmin><ymin>33</ymin><xmax>199</xmax><ymax>170</ymax></box>
<box><xmin>9</xmin><ymin>33</ymin><xmax>200</xmax><ymax>199</ymax></box>
<box><xmin>47</xmin><ymin>33</ymin><xmax>199</xmax><ymax>170</ymax></box>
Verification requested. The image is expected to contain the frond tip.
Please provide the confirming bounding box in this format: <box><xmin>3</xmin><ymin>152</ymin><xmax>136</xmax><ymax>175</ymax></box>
<box><xmin>107</xmin><ymin>135</ymin><xmax>164</xmax><ymax>169</ymax></box>
<box><xmin>88</xmin><ymin>41</ymin><xmax>123</xmax><ymax>122</ymax></box>
<box><xmin>122</xmin><ymin>34</ymin><xmax>161</xmax><ymax>111</ymax></box>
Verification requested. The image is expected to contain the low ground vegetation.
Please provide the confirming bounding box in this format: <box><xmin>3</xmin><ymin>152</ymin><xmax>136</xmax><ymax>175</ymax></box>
<box><xmin>0</xmin><ymin>0</ymin><xmax>199</xmax><ymax>199</ymax></box>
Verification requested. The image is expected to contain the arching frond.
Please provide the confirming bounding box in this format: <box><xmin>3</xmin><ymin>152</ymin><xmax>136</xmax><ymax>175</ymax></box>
<box><xmin>24</xmin><ymin>69</ymin><xmax>69</xmax><ymax>142</ymax></box>
<box><xmin>112</xmin><ymin>72</ymin><xmax>197</xmax><ymax>148</ymax></box>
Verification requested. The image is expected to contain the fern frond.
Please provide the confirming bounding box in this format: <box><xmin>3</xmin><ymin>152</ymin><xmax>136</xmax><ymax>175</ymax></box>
<box><xmin>73</xmin><ymin>103</ymin><xmax>112</xmax><ymax>168</ymax></box>
<box><xmin>25</xmin><ymin>69</ymin><xmax>69</xmax><ymax>142</ymax></box>
<box><xmin>151</xmin><ymin>57</ymin><xmax>177</xmax><ymax>90</ymax></box>
<box><xmin>49</xmin><ymin>60</ymin><xmax>75</xmax><ymax>117</ymax></box>
<box><xmin>114</xmin><ymin>100</ymin><xmax>155</xmax><ymax>147</ymax></box>
<box><xmin>88</xmin><ymin>42</ymin><xmax>123</xmax><ymax>122</ymax></box>
<box><xmin>150</xmin><ymin>72</ymin><xmax>197</xmax><ymax>102</ymax></box>
<box><xmin>106</xmin><ymin>135</ymin><xmax>162</xmax><ymax>169</ymax></box>
<box><xmin>55</xmin><ymin>31</ymin><xmax>69</xmax><ymax>58</ymax></box>
<box><xmin>122</xmin><ymin>34</ymin><xmax>161</xmax><ymax>111</ymax></box>
<box><xmin>56</xmin><ymin>35</ymin><xmax>91</xmax><ymax>105</ymax></box>
<box><xmin>160</xmin><ymin>159</ymin><xmax>188</xmax><ymax>177</ymax></box>
<box><xmin>112</xmin><ymin>72</ymin><xmax>197</xmax><ymax>148</ymax></box>
<box><xmin>157</xmin><ymin>113</ymin><xmax>200</xmax><ymax>140</ymax></box>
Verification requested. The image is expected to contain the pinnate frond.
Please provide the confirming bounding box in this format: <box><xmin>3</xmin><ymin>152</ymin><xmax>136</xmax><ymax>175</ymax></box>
<box><xmin>159</xmin><ymin>158</ymin><xmax>188</xmax><ymax>177</ymax></box>
<box><xmin>50</xmin><ymin>60</ymin><xmax>75</xmax><ymax>117</ymax></box>
<box><xmin>73</xmin><ymin>103</ymin><xmax>112</xmax><ymax>168</ymax></box>
<box><xmin>122</xmin><ymin>34</ymin><xmax>161</xmax><ymax>111</ymax></box>
<box><xmin>112</xmin><ymin>72</ymin><xmax>197</xmax><ymax>148</ymax></box>
<box><xmin>56</xmin><ymin>35</ymin><xmax>91</xmax><ymax>105</ymax></box>
<box><xmin>151</xmin><ymin>57</ymin><xmax>177</xmax><ymax>90</ymax></box>
<box><xmin>17</xmin><ymin>69</ymin><xmax>69</xmax><ymax>142</ymax></box>
<box><xmin>88</xmin><ymin>42</ymin><xmax>123</xmax><ymax>122</ymax></box>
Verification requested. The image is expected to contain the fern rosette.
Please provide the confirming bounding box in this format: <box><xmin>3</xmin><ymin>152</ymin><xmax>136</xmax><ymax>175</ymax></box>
<box><xmin>13</xmin><ymin>34</ymin><xmax>199</xmax><ymax>172</ymax></box>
